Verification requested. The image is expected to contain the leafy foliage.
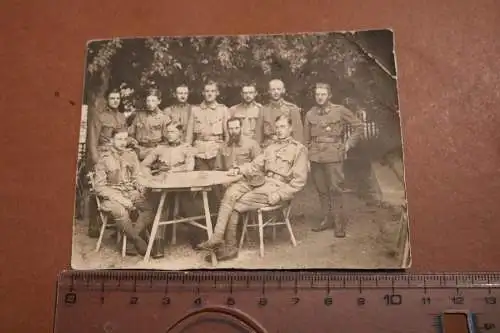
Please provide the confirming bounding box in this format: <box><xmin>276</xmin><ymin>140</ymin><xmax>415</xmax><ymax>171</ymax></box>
<box><xmin>83</xmin><ymin>31</ymin><xmax>399</xmax><ymax>138</ymax></box>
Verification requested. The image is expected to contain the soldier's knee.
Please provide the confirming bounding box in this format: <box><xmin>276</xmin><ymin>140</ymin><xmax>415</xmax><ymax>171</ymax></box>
<box><xmin>106</xmin><ymin>202</ymin><xmax>128</xmax><ymax>219</ymax></box>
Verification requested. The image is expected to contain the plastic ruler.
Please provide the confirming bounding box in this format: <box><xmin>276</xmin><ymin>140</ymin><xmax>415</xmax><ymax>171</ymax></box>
<box><xmin>53</xmin><ymin>271</ymin><xmax>500</xmax><ymax>333</ymax></box>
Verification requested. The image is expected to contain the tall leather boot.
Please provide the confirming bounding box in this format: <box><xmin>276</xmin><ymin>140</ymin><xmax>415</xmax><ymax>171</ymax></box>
<box><xmin>205</xmin><ymin>212</ymin><xmax>239</xmax><ymax>262</ymax></box>
<box><xmin>332</xmin><ymin>191</ymin><xmax>346</xmax><ymax>238</ymax></box>
<box><xmin>136</xmin><ymin>208</ymin><xmax>164</xmax><ymax>259</ymax></box>
<box><xmin>312</xmin><ymin>193</ymin><xmax>334</xmax><ymax>232</ymax></box>
<box><xmin>196</xmin><ymin>201</ymin><xmax>233</xmax><ymax>251</ymax></box>
<box><xmin>115</xmin><ymin>216</ymin><xmax>148</xmax><ymax>256</ymax></box>
<box><xmin>87</xmin><ymin>197</ymin><xmax>101</xmax><ymax>238</ymax></box>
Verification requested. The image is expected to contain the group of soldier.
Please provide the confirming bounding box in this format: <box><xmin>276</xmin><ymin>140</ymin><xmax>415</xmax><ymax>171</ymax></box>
<box><xmin>85</xmin><ymin>78</ymin><xmax>364</xmax><ymax>263</ymax></box>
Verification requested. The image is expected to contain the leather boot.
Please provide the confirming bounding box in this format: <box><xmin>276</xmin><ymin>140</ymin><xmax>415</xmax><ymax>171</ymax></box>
<box><xmin>312</xmin><ymin>216</ymin><xmax>334</xmax><ymax>232</ymax></box>
<box><xmin>151</xmin><ymin>240</ymin><xmax>165</xmax><ymax>259</ymax></box>
<box><xmin>196</xmin><ymin>201</ymin><xmax>234</xmax><ymax>251</ymax></box>
<box><xmin>312</xmin><ymin>193</ymin><xmax>333</xmax><ymax>232</ymax></box>
<box><xmin>115</xmin><ymin>217</ymin><xmax>148</xmax><ymax>256</ymax></box>
<box><xmin>220</xmin><ymin>212</ymin><xmax>239</xmax><ymax>261</ymax></box>
<box><xmin>87</xmin><ymin>197</ymin><xmax>101</xmax><ymax>238</ymax></box>
<box><xmin>333</xmin><ymin>192</ymin><xmax>346</xmax><ymax>238</ymax></box>
<box><xmin>121</xmin><ymin>239</ymin><xmax>138</xmax><ymax>256</ymax></box>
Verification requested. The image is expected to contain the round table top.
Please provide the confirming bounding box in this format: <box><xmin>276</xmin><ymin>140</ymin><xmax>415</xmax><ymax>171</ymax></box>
<box><xmin>139</xmin><ymin>170</ymin><xmax>242</xmax><ymax>189</ymax></box>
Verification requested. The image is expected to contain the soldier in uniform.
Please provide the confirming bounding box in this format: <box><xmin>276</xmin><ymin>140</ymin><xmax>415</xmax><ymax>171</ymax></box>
<box><xmin>257</xmin><ymin>79</ymin><xmax>304</xmax><ymax>148</ymax></box>
<box><xmin>196</xmin><ymin>115</ymin><xmax>309</xmax><ymax>262</ymax></box>
<box><xmin>86</xmin><ymin>87</ymin><xmax>128</xmax><ymax>238</ymax></box>
<box><xmin>215</xmin><ymin>117</ymin><xmax>262</xmax><ymax>172</ymax></box>
<box><xmin>228</xmin><ymin>82</ymin><xmax>263</xmax><ymax>143</ymax></box>
<box><xmin>185</xmin><ymin>80</ymin><xmax>229</xmax><ymax>170</ymax></box>
<box><xmin>128</xmin><ymin>88</ymin><xmax>171</xmax><ymax>160</ymax></box>
<box><xmin>93</xmin><ymin>128</ymin><xmax>158</xmax><ymax>256</ymax></box>
<box><xmin>163</xmin><ymin>84</ymin><xmax>192</xmax><ymax>141</ymax></box>
<box><xmin>140</xmin><ymin>122</ymin><xmax>195</xmax><ymax>258</ymax></box>
<box><xmin>304</xmin><ymin>83</ymin><xmax>364</xmax><ymax>237</ymax></box>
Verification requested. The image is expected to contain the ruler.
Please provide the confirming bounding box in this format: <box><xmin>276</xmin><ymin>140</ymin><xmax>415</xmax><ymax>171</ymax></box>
<box><xmin>53</xmin><ymin>271</ymin><xmax>500</xmax><ymax>333</ymax></box>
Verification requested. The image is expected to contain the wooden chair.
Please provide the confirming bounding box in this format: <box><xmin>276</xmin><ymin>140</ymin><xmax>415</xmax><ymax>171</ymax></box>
<box><xmin>238</xmin><ymin>201</ymin><xmax>296</xmax><ymax>257</ymax></box>
<box><xmin>88</xmin><ymin>171</ymin><xmax>127</xmax><ymax>257</ymax></box>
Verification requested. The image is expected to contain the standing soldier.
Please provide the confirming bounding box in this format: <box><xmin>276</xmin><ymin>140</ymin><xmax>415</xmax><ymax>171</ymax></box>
<box><xmin>228</xmin><ymin>82</ymin><xmax>263</xmax><ymax>143</ymax></box>
<box><xmin>304</xmin><ymin>83</ymin><xmax>364</xmax><ymax>237</ymax></box>
<box><xmin>93</xmin><ymin>128</ymin><xmax>158</xmax><ymax>256</ymax></box>
<box><xmin>257</xmin><ymin>79</ymin><xmax>304</xmax><ymax>148</ymax></box>
<box><xmin>185</xmin><ymin>80</ymin><xmax>229</xmax><ymax>170</ymax></box>
<box><xmin>86</xmin><ymin>87</ymin><xmax>128</xmax><ymax>238</ymax></box>
<box><xmin>196</xmin><ymin>115</ymin><xmax>309</xmax><ymax>262</ymax></box>
<box><xmin>163</xmin><ymin>84</ymin><xmax>192</xmax><ymax>141</ymax></box>
<box><xmin>141</xmin><ymin>122</ymin><xmax>195</xmax><ymax>258</ymax></box>
<box><xmin>129</xmin><ymin>88</ymin><xmax>171</xmax><ymax>160</ymax></box>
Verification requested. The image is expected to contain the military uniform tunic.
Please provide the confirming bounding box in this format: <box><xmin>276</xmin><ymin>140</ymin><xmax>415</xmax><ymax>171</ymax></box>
<box><xmin>163</xmin><ymin>104</ymin><xmax>192</xmax><ymax>140</ymax></box>
<box><xmin>87</xmin><ymin>107</ymin><xmax>127</xmax><ymax>167</ymax></box>
<box><xmin>128</xmin><ymin>108</ymin><xmax>171</xmax><ymax>160</ymax></box>
<box><xmin>141</xmin><ymin>142</ymin><xmax>195</xmax><ymax>175</ymax></box>
<box><xmin>303</xmin><ymin>102</ymin><xmax>364</xmax><ymax>234</ymax></box>
<box><xmin>186</xmin><ymin>101</ymin><xmax>229</xmax><ymax>169</ymax></box>
<box><xmin>304</xmin><ymin>102</ymin><xmax>364</xmax><ymax>164</ymax></box>
<box><xmin>203</xmin><ymin>136</ymin><xmax>309</xmax><ymax>251</ymax></box>
<box><xmin>258</xmin><ymin>100</ymin><xmax>304</xmax><ymax>148</ymax></box>
<box><xmin>228</xmin><ymin>102</ymin><xmax>263</xmax><ymax>142</ymax></box>
<box><xmin>93</xmin><ymin>147</ymin><xmax>157</xmax><ymax>240</ymax></box>
<box><xmin>226</xmin><ymin>137</ymin><xmax>309</xmax><ymax>212</ymax></box>
<box><xmin>215</xmin><ymin>136</ymin><xmax>261</xmax><ymax>171</ymax></box>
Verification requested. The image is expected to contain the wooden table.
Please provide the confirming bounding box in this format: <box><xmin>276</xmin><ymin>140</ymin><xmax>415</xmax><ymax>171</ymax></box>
<box><xmin>139</xmin><ymin>171</ymin><xmax>242</xmax><ymax>265</ymax></box>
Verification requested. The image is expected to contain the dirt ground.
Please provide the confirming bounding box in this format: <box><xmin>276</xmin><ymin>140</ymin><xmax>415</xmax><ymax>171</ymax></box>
<box><xmin>71</xmin><ymin>178</ymin><xmax>406</xmax><ymax>270</ymax></box>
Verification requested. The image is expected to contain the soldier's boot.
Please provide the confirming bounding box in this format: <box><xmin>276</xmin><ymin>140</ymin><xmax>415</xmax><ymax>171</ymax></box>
<box><xmin>196</xmin><ymin>201</ymin><xmax>234</xmax><ymax>251</ymax></box>
<box><xmin>204</xmin><ymin>212</ymin><xmax>240</xmax><ymax>262</ymax></box>
<box><xmin>333</xmin><ymin>192</ymin><xmax>346</xmax><ymax>238</ymax></box>
<box><xmin>219</xmin><ymin>212</ymin><xmax>239</xmax><ymax>261</ymax></box>
<box><xmin>115</xmin><ymin>217</ymin><xmax>148</xmax><ymax>256</ymax></box>
<box><xmin>121</xmin><ymin>238</ymin><xmax>138</xmax><ymax>256</ymax></box>
<box><xmin>312</xmin><ymin>194</ymin><xmax>334</xmax><ymax>232</ymax></box>
<box><xmin>136</xmin><ymin>210</ymin><xmax>165</xmax><ymax>259</ymax></box>
<box><xmin>87</xmin><ymin>197</ymin><xmax>101</xmax><ymax>238</ymax></box>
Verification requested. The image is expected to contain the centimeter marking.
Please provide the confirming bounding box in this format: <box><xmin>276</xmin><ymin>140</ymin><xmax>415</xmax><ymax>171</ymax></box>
<box><xmin>58</xmin><ymin>271</ymin><xmax>500</xmax><ymax>292</ymax></box>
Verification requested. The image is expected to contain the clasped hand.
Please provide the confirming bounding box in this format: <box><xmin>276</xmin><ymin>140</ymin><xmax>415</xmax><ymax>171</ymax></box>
<box><xmin>226</xmin><ymin>167</ymin><xmax>240</xmax><ymax>176</ymax></box>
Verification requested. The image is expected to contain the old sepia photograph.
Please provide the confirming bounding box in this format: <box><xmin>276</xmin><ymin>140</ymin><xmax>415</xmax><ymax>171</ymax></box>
<box><xmin>71</xmin><ymin>29</ymin><xmax>411</xmax><ymax>270</ymax></box>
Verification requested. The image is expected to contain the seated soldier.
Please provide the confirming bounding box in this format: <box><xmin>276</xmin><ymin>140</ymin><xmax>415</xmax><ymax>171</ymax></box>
<box><xmin>93</xmin><ymin>128</ymin><xmax>157</xmax><ymax>257</ymax></box>
<box><xmin>140</xmin><ymin>122</ymin><xmax>195</xmax><ymax>258</ymax></box>
<box><xmin>196</xmin><ymin>115</ymin><xmax>309</xmax><ymax>261</ymax></box>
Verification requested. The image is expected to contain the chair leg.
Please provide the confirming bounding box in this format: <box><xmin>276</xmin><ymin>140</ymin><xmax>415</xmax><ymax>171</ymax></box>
<box><xmin>258</xmin><ymin>210</ymin><xmax>265</xmax><ymax>257</ymax></box>
<box><xmin>121</xmin><ymin>234</ymin><xmax>127</xmax><ymax>257</ymax></box>
<box><xmin>239</xmin><ymin>213</ymin><xmax>249</xmax><ymax>250</ymax></box>
<box><xmin>95</xmin><ymin>214</ymin><xmax>108</xmax><ymax>252</ymax></box>
<box><xmin>171</xmin><ymin>194</ymin><xmax>179</xmax><ymax>245</ymax></box>
<box><xmin>272</xmin><ymin>214</ymin><xmax>277</xmax><ymax>241</ymax></box>
<box><xmin>283</xmin><ymin>206</ymin><xmax>297</xmax><ymax>247</ymax></box>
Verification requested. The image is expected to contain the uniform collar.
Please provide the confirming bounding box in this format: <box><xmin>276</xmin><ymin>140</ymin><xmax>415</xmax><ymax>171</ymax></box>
<box><xmin>168</xmin><ymin>140</ymin><xmax>182</xmax><ymax>147</ymax></box>
<box><xmin>269</xmin><ymin>99</ymin><xmax>284</xmax><ymax>108</ymax></box>
<box><xmin>241</xmin><ymin>101</ymin><xmax>257</xmax><ymax>108</ymax></box>
<box><xmin>201</xmin><ymin>101</ymin><xmax>219</xmax><ymax>110</ymax></box>
<box><xmin>104</xmin><ymin>106</ymin><xmax>120</xmax><ymax>114</ymax></box>
<box><xmin>275</xmin><ymin>136</ymin><xmax>292</xmax><ymax>145</ymax></box>
<box><xmin>317</xmin><ymin>103</ymin><xmax>333</xmax><ymax>115</ymax></box>
<box><xmin>109</xmin><ymin>146</ymin><xmax>126</xmax><ymax>157</ymax></box>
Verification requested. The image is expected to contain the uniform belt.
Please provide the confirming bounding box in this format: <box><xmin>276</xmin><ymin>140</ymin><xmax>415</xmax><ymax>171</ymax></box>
<box><xmin>138</xmin><ymin>141</ymin><xmax>161</xmax><ymax>148</ymax></box>
<box><xmin>196</xmin><ymin>134</ymin><xmax>223</xmax><ymax>141</ymax></box>
<box><xmin>266</xmin><ymin>171</ymin><xmax>287</xmax><ymax>182</ymax></box>
<box><xmin>312</xmin><ymin>136</ymin><xmax>341</xmax><ymax>143</ymax></box>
